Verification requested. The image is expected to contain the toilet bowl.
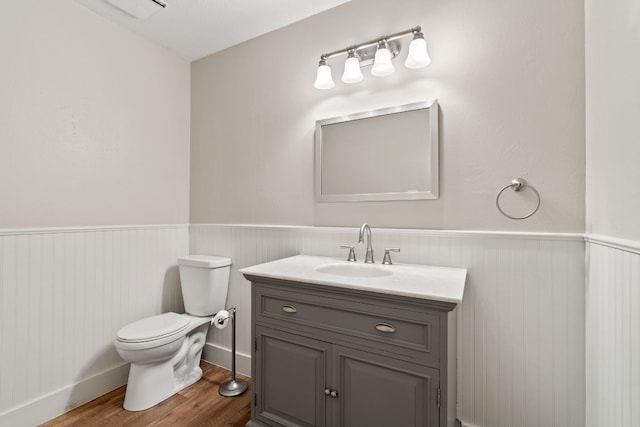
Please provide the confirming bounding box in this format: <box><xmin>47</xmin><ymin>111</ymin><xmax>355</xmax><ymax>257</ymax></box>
<box><xmin>114</xmin><ymin>255</ymin><xmax>231</xmax><ymax>411</ymax></box>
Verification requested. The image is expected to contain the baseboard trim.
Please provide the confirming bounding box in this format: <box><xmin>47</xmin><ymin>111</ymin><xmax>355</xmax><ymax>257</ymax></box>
<box><xmin>202</xmin><ymin>342</ymin><xmax>252</xmax><ymax>377</ymax></box>
<box><xmin>0</xmin><ymin>363</ymin><xmax>129</xmax><ymax>427</ymax></box>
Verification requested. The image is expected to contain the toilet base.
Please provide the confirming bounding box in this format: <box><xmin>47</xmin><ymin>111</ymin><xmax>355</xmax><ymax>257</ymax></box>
<box><xmin>122</xmin><ymin>325</ymin><xmax>209</xmax><ymax>411</ymax></box>
<box><xmin>124</xmin><ymin>361</ymin><xmax>178</xmax><ymax>411</ymax></box>
<box><xmin>124</xmin><ymin>362</ymin><xmax>205</xmax><ymax>411</ymax></box>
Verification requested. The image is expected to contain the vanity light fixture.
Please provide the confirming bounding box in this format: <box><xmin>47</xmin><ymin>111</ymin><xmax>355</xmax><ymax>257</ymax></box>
<box><xmin>341</xmin><ymin>50</ymin><xmax>364</xmax><ymax>84</ymax></box>
<box><xmin>314</xmin><ymin>58</ymin><xmax>335</xmax><ymax>90</ymax></box>
<box><xmin>405</xmin><ymin>31</ymin><xmax>431</xmax><ymax>68</ymax></box>
<box><xmin>371</xmin><ymin>40</ymin><xmax>395</xmax><ymax>77</ymax></box>
<box><xmin>314</xmin><ymin>26</ymin><xmax>430</xmax><ymax>90</ymax></box>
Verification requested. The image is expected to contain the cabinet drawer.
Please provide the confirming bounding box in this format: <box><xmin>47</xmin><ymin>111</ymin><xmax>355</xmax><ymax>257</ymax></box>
<box><xmin>254</xmin><ymin>284</ymin><xmax>440</xmax><ymax>362</ymax></box>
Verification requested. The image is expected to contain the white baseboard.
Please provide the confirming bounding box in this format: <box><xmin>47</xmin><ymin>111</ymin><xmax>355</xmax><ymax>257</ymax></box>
<box><xmin>0</xmin><ymin>364</ymin><xmax>129</xmax><ymax>427</ymax></box>
<box><xmin>202</xmin><ymin>342</ymin><xmax>252</xmax><ymax>377</ymax></box>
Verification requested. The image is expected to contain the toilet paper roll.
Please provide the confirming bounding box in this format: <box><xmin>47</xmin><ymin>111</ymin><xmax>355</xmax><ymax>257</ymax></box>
<box><xmin>212</xmin><ymin>310</ymin><xmax>230</xmax><ymax>329</ymax></box>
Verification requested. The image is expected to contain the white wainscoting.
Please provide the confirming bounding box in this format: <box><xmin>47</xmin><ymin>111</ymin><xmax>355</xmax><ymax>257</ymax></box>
<box><xmin>0</xmin><ymin>225</ymin><xmax>189</xmax><ymax>427</ymax></box>
<box><xmin>586</xmin><ymin>235</ymin><xmax>640</xmax><ymax>427</ymax></box>
<box><xmin>190</xmin><ymin>224</ymin><xmax>586</xmax><ymax>427</ymax></box>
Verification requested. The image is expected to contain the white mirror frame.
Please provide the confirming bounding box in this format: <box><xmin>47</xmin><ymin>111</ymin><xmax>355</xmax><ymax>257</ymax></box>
<box><xmin>315</xmin><ymin>100</ymin><xmax>439</xmax><ymax>202</ymax></box>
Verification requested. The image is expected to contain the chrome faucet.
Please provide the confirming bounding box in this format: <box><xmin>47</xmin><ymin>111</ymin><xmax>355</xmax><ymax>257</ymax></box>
<box><xmin>358</xmin><ymin>223</ymin><xmax>374</xmax><ymax>263</ymax></box>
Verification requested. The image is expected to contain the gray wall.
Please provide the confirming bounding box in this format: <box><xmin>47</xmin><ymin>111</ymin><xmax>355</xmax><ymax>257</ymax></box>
<box><xmin>0</xmin><ymin>0</ymin><xmax>191</xmax><ymax>228</ymax></box>
<box><xmin>190</xmin><ymin>0</ymin><xmax>585</xmax><ymax>232</ymax></box>
<box><xmin>585</xmin><ymin>0</ymin><xmax>640</xmax><ymax>241</ymax></box>
<box><xmin>0</xmin><ymin>1</ymin><xmax>191</xmax><ymax>424</ymax></box>
<box><xmin>585</xmin><ymin>0</ymin><xmax>640</xmax><ymax>426</ymax></box>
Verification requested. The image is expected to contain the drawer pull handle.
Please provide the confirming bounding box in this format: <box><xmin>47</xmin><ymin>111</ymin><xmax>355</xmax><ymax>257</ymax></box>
<box><xmin>281</xmin><ymin>305</ymin><xmax>297</xmax><ymax>314</ymax></box>
<box><xmin>375</xmin><ymin>323</ymin><xmax>396</xmax><ymax>333</ymax></box>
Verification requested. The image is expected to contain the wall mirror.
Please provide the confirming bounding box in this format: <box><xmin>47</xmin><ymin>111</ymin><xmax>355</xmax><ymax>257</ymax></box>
<box><xmin>315</xmin><ymin>100</ymin><xmax>439</xmax><ymax>202</ymax></box>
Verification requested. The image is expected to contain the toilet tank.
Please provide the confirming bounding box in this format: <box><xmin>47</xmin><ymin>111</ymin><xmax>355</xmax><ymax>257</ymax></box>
<box><xmin>178</xmin><ymin>255</ymin><xmax>231</xmax><ymax>316</ymax></box>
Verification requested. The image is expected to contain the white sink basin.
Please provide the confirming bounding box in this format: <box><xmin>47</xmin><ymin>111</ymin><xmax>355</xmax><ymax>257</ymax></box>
<box><xmin>315</xmin><ymin>263</ymin><xmax>392</xmax><ymax>278</ymax></box>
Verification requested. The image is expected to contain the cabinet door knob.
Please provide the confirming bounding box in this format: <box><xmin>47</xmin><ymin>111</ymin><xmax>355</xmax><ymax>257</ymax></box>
<box><xmin>281</xmin><ymin>305</ymin><xmax>297</xmax><ymax>314</ymax></box>
<box><xmin>375</xmin><ymin>322</ymin><xmax>396</xmax><ymax>333</ymax></box>
<box><xmin>330</xmin><ymin>390</ymin><xmax>338</xmax><ymax>398</ymax></box>
<box><xmin>324</xmin><ymin>388</ymin><xmax>331</xmax><ymax>396</ymax></box>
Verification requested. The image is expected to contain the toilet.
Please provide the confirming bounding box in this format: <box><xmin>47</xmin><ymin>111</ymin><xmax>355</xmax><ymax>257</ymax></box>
<box><xmin>114</xmin><ymin>254</ymin><xmax>231</xmax><ymax>411</ymax></box>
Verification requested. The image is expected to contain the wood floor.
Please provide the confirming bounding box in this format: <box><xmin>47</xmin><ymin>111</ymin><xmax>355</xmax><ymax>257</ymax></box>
<box><xmin>41</xmin><ymin>362</ymin><xmax>251</xmax><ymax>427</ymax></box>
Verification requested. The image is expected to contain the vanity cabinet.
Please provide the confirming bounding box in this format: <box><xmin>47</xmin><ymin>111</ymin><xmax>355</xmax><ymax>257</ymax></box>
<box><xmin>254</xmin><ymin>326</ymin><xmax>329</xmax><ymax>426</ymax></box>
<box><xmin>244</xmin><ymin>277</ymin><xmax>458</xmax><ymax>427</ymax></box>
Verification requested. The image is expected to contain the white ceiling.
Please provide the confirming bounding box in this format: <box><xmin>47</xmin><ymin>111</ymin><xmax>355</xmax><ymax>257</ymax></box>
<box><xmin>77</xmin><ymin>0</ymin><xmax>352</xmax><ymax>62</ymax></box>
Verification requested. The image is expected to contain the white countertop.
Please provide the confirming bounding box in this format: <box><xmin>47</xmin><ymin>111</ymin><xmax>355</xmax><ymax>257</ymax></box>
<box><xmin>239</xmin><ymin>255</ymin><xmax>467</xmax><ymax>304</ymax></box>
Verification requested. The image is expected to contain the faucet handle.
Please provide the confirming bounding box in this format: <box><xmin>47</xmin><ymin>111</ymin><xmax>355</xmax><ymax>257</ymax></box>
<box><xmin>340</xmin><ymin>245</ymin><xmax>357</xmax><ymax>262</ymax></box>
<box><xmin>382</xmin><ymin>248</ymin><xmax>400</xmax><ymax>265</ymax></box>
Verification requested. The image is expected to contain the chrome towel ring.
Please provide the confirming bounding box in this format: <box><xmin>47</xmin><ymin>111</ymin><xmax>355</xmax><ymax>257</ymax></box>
<box><xmin>496</xmin><ymin>178</ymin><xmax>541</xmax><ymax>220</ymax></box>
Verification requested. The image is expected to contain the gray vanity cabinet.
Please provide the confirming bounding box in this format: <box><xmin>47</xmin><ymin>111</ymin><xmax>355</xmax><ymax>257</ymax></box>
<box><xmin>245</xmin><ymin>277</ymin><xmax>457</xmax><ymax>427</ymax></box>
<box><xmin>254</xmin><ymin>325</ymin><xmax>330</xmax><ymax>427</ymax></box>
<box><xmin>332</xmin><ymin>344</ymin><xmax>440</xmax><ymax>427</ymax></box>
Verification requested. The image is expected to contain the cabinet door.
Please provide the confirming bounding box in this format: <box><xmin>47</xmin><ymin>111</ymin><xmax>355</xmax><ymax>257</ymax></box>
<box><xmin>332</xmin><ymin>345</ymin><xmax>440</xmax><ymax>427</ymax></box>
<box><xmin>255</xmin><ymin>325</ymin><xmax>331</xmax><ymax>427</ymax></box>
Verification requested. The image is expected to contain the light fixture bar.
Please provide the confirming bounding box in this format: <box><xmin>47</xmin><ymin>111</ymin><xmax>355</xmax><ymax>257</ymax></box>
<box><xmin>314</xmin><ymin>25</ymin><xmax>430</xmax><ymax>90</ymax></box>
<box><xmin>319</xmin><ymin>26</ymin><xmax>421</xmax><ymax>61</ymax></box>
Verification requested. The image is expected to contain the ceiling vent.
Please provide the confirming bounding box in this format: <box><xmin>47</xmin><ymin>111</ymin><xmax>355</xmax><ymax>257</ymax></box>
<box><xmin>104</xmin><ymin>0</ymin><xmax>166</xmax><ymax>19</ymax></box>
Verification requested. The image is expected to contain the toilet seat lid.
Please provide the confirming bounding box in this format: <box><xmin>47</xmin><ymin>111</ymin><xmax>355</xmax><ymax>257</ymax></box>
<box><xmin>178</xmin><ymin>255</ymin><xmax>231</xmax><ymax>268</ymax></box>
<box><xmin>117</xmin><ymin>312</ymin><xmax>191</xmax><ymax>343</ymax></box>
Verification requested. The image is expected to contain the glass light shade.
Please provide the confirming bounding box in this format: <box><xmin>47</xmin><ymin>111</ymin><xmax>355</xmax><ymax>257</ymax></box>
<box><xmin>371</xmin><ymin>47</ymin><xmax>394</xmax><ymax>77</ymax></box>
<box><xmin>404</xmin><ymin>37</ymin><xmax>431</xmax><ymax>69</ymax></box>
<box><xmin>341</xmin><ymin>56</ymin><xmax>363</xmax><ymax>84</ymax></box>
<box><xmin>314</xmin><ymin>63</ymin><xmax>335</xmax><ymax>90</ymax></box>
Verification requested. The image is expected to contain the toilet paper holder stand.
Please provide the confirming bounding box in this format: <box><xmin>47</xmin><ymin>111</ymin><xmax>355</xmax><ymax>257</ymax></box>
<box><xmin>214</xmin><ymin>306</ymin><xmax>249</xmax><ymax>397</ymax></box>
